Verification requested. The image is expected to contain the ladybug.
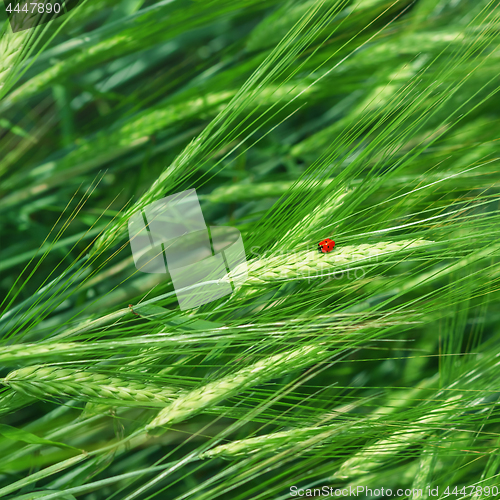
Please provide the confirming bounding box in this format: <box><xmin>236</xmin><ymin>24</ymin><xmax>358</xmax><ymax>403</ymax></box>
<box><xmin>318</xmin><ymin>238</ymin><xmax>335</xmax><ymax>253</ymax></box>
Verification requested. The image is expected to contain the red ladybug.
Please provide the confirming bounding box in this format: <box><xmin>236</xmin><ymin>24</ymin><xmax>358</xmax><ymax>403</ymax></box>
<box><xmin>318</xmin><ymin>238</ymin><xmax>335</xmax><ymax>253</ymax></box>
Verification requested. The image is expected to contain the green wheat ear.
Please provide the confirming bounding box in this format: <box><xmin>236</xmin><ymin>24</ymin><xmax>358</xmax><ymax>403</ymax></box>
<box><xmin>3</xmin><ymin>365</ymin><xmax>179</xmax><ymax>407</ymax></box>
<box><xmin>146</xmin><ymin>344</ymin><xmax>324</xmax><ymax>430</ymax></box>
<box><xmin>226</xmin><ymin>239</ymin><xmax>434</xmax><ymax>286</ymax></box>
<box><xmin>0</xmin><ymin>6</ymin><xmax>46</xmax><ymax>99</ymax></box>
<box><xmin>0</xmin><ymin>24</ymin><xmax>31</xmax><ymax>93</ymax></box>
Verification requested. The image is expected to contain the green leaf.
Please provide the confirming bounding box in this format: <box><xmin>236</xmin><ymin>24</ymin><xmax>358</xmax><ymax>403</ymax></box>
<box><xmin>0</xmin><ymin>424</ymin><xmax>81</xmax><ymax>452</ymax></box>
<box><xmin>131</xmin><ymin>303</ymin><xmax>173</xmax><ymax>322</ymax></box>
<box><xmin>8</xmin><ymin>491</ymin><xmax>76</xmax><ymax>500</ymax></box>
<box><xmin>133</xmin><ymin>304</ymin><xmax>224</xmax><ymax>330</ymax></box>
<box><xmin>0</xmin><ymin>119</ymin><xmax>32</xmax><ymax>139</ymax></box>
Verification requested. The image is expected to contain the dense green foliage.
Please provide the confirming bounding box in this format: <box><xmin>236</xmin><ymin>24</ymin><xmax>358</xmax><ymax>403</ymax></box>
<box><xmin>1</xmin><ymin>0</ymin><xmax>500</xmax><ymax>498</ymax></box>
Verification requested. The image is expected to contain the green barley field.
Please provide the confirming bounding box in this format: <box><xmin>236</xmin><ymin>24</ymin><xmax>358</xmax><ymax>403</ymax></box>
<box><xmin>1</xmin><ymin>0</ymin><xmax>500</xmax><ymax>498</ymax></box>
